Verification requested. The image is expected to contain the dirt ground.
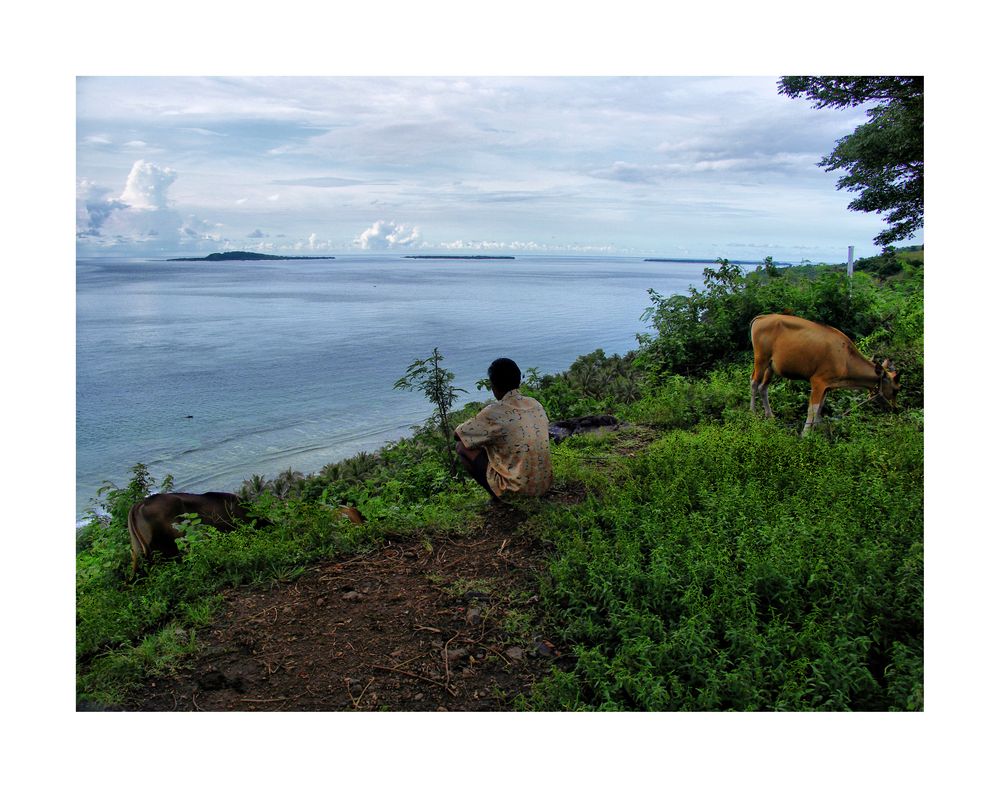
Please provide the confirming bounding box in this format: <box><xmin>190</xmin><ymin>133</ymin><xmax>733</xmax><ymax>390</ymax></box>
<box><xmin>118</xmin><ymin>484</ymin><xmax>586</xmax><ymax>712</ymax></box>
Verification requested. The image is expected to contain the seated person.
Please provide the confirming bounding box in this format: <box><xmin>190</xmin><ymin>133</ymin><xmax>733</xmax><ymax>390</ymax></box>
<box><xmin>454</xmin><ymin>357</ymin><xmax>553</xmax><ymax>500</ymax></box>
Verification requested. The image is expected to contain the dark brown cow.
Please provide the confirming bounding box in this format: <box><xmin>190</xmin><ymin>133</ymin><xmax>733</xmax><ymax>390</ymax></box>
<box><xmin>750</xmin><ymin>313</ymin><xmax>901</xmax><ymax>435</ymax></box>
<box><xmin>127</xmin><ymin>492</ymin><xmax>269</xmax><ymax>574</ymax></box>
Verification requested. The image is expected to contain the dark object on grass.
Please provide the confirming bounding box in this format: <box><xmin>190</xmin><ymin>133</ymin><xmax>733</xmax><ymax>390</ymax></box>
<box><xmin>127</xmin><ymin>492</ymin><xmax>272</xmax><ymax>575</ymax></box>
<box><xmin>548</xmin><ymin>414</ymin><xmax>621</xmax><ymax>443</ymax></box>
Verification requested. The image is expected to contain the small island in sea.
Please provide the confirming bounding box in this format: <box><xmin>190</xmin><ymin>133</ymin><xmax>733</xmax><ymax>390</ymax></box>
<box><xmin>402</xmin><ymin>254</ymin><xmax>515</xmax><ymax>260</ymax></box>
<box><xmin>166</xmin><ymin>251</ymin><xmax>336</xmax><ymax>261</ymax></box>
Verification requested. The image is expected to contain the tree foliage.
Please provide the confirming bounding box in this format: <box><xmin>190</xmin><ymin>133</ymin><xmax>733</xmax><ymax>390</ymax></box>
<box><xmin>779</xmin><ymin>76</ymin><xmax>923</xmax><ymax>246</ymax></box>
<box><xmin>394</xmin><ymin>347</ymin><xmax>466</xmax><ymax>474</ymax></box>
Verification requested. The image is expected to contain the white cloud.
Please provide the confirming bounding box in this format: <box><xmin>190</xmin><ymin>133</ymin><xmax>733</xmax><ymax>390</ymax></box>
<box><xmin>77</xmin><ymin>160</ymin><xmax>222</xmax><ymax>252</ymax></box>
<box><xmin>119</xmin><ymin>160</ymin><xmax>177</xmax><ymax>210</ymax></box>
<box><xmin>354</xmin><ymin>220</ymin><xmax>420</xmax><ymax>250</ymax></box>
<box><xmin>76</xmin><ymin>179</ymin><xmax>125</xmax><ymax>237</ymax></box>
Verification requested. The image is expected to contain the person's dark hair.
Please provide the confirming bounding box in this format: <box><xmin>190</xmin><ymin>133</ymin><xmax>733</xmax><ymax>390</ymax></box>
<box><xmin>488</xmin><ymin>357</ymin><xmax>521</xmax><ymax>393</ymax></box>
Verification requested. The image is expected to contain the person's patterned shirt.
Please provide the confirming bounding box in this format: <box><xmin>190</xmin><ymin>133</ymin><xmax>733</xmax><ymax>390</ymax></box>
<box><xmin>455</xmin><ymin>389</ymin><xmax>553</xmax><ymax>497</ymax></box>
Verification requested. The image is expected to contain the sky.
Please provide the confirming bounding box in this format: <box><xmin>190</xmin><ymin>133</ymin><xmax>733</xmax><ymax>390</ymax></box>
<box><xmin>75</xmin><ymin>76</ymin><xmax>914</xmax><ymax>262</ymax></box>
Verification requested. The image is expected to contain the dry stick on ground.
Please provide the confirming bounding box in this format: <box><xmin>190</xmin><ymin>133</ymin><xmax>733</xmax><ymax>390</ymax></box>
<box><xmin>464</xmin><ymin>640</ymin><xmax>512</xmax><ymax>666</ymax></box>
<box><xmin>373</xmin><ymin>664</ymin><xmax>459</xmax><ymax>696</ymax></box>
<box><xmin>388</xmin><ymin>654</ymin><xmax>424</xmax><ymax>671</ymax></box>
<box><xmin>442</xmin><ymin>633</ymin><xmax>460</xmax><ymax>688</ymax></box>
<box><xmin>347</xmin><ymin>677</ymin><xmax>375</xmax><ymax>709</ymax></box>
<box><xmin>245</xmin><ymin>605</ymin><xmax>279</xmax><ymax>622</ymax></box>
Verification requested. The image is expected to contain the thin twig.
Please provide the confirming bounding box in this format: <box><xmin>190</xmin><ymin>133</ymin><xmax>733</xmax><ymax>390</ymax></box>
<box><xmin>345</xmin><ymin>676</ymin><xmax>373</xmax><ymax>708</ymax></box>
<box><xmin>465</xmin><ymin>641</ymin><xmax>512</xmax><ymax>666</ymax></box>
<box><xmin>245</xmin><ymin>605</ymin><xmax>279</xmax><ymax>622</ymax></box>
<box><xmin>442</xmin><ymin>633</ymin><xmax>459</xmax><ymax>687</ymax></box>
<box><xmin>372</xmin><ymin>664</ymin><xmax>458</xmax><ymax>696</ymax></box>
<box><xmin>389</xmin><ymin>654</ymin><xmax>423</xmax><ymax>670</ymax></box>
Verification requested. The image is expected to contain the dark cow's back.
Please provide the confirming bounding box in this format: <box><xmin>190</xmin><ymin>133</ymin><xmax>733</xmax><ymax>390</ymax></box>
<box><xmin>127</xmin><ymin>491</ymin><xmax>266</xmax><ymax>574</ymax></box>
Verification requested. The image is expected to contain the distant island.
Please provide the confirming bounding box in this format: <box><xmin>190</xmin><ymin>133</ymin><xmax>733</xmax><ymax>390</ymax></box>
<box><xmin>403</xmin><ymin>255</ymin><xmax>515</xmax><ymax>260</ymax></box>
<box><xmin>167</xmin><ymin>251</ymin><xmax>336</xmax><ymax>261</ymax></box>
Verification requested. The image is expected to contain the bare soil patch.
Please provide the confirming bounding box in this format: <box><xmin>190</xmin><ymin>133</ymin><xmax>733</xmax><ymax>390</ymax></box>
<box><xmin>120</xmin><ymin>493</ymin><xmax>582</xmax><ymax>712</ymax></box>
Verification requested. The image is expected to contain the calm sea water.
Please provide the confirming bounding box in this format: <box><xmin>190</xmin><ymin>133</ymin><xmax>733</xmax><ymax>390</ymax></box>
<box><xmin>76</xmin><ymin>255</ymin><xmax>735</xmax><ymax>521</ymax></box>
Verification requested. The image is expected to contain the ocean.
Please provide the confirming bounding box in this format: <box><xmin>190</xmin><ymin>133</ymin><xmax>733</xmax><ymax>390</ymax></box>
<box><xmin>76</xmin><ymin>254</ymin><xmax>744</xmax><ymax>522</ymax></box>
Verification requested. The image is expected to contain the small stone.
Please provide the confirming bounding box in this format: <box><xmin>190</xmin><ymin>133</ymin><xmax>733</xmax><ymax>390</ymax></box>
<box><xmin>414</xmin><ymin>693</ymin><xmax>424</xmax><ymax>701</ymax></box>
<box><xmin>505</xmin><ymin>646</ymin><xmax>525</xmax><ymax>662</ymax></box>
<box><xmin>446</xmin><ymin>647</ymin><xmax>469</xmax><ymax>663</ymax></box>
<box><xmin>535</xmin><ymin>640</ymin><xmax>558</xmax><ymax>657</ymax></box>
<box><xmin>465</xmin><ymin>607</ymin><xmax>483</xmax><ymax>625</ymax></box>
<box><xmin>342</xmin><ymin>591</ymin><xmax>363</xmax><ymax>602</ymax></box>
<box><xmin>436</xmin><ymin>706</ymin><xmax>448</xmax><ymax>712</ymax></box>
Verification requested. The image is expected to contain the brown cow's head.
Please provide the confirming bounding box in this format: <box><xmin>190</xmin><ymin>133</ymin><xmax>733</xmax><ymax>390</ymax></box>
<box><xmin>877</xmin><ymin>359</ymin><xmax>901</xmax><ymax>408</ymax></box>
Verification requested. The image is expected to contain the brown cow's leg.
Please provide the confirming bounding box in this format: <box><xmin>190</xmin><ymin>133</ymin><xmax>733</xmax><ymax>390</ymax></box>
<box><xmin>750</xmin><ymin>355</ymin><xmax>767</xmax><ymax>413</ymax></box>
<box><xmin>802</xmin><ymin>384</ymin><xmax>828</xmax><ymax>435</ymax></box>
<box><xmin>760</xmin><ymin>366</ymin><xmax>775</xmax><ymax>418</ymax></box>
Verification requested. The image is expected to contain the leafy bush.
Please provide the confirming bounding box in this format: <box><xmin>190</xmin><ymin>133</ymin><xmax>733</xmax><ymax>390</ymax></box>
<box><xmin>523</xmin><ymin>350</ymin><xmax>644</xmax><ymax>421</ymax></box>
<box><xmin>528</xmin><ymin>417</ymin><xmax>923</xmax><ymax>711</ymax></box>
<box><xmin>637</xmin><ymin>260</ymin><xmax>882</xmax><ymax>379</ymax></box>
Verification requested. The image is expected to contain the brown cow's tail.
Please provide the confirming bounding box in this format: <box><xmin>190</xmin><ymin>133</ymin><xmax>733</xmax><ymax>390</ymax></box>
<box><xmin>126</xmin><ymin>502</ymin><xmax>149</xmax><ymax>577</ymax></box>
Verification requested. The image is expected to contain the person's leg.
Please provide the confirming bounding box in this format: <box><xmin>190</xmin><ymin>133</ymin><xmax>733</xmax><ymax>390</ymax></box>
<box><xmin>455</xmin><ymin>441</ymin><xmax>499</xmax><ymax>499</ymax></box>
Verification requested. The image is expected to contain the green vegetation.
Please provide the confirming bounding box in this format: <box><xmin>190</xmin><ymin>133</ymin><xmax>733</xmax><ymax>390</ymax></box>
<box><xmin>77</xmin><ymin>260</ymin><xmax>923</xmax><ymax>710</ymax></box>
<box><xmin>394</xmin><ymin>347</ymin><xmax>467</xmax><ymax>475</ymax></box>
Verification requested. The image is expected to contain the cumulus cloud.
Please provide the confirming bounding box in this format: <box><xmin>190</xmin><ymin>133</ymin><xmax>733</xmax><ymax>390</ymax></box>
<box><xmin>77</xmin><ymin>159</ymin><xmax>222</xmax><ymax>251</ymax></box>
<box><xmin>119</xmin><ymin>160</ymin><xmax>177</xmax><ymax>210</ymax></box>
<box><xmin>354</xmin><ymin>220</ymin><xmax>421</xmax><ymax>250</ymax></box>
<box><xmin>77</xmin><ymin>179</ymin><xmax>126</xmax><ymax>236</ymax></box>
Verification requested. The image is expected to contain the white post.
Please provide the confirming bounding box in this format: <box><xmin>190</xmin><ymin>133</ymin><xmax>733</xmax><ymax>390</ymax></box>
<box><xmin>847</xmin><ymin>245</ymin><xmax>855</xmax><ymax>278</ymax></box>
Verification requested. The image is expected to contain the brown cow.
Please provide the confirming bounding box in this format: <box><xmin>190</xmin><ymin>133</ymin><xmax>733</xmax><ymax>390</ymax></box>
<box><xmin>750</xmin><ymin>313</ymin><xmax>901</xmax><ymax>435</ymax></box>
<box><xmin>127</xmin><ymin>492</ymin><xmax>270</xmax><ymax>574</ymax></box>
<box><xmin>336</xmin><ymin>505</ymin><xmax>365</xmax><ymax>524</ymax></box>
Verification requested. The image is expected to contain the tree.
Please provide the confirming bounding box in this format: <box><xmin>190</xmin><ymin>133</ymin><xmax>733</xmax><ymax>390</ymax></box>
<box><xmin>779</xmin><ymin>76</ymin><xmax>923</xmax><ymax>246</ymax></box>
<box><xmin>394</xmin><ymin>348</ymin><xmax>466</xmax><ymax>475</ymax></box>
